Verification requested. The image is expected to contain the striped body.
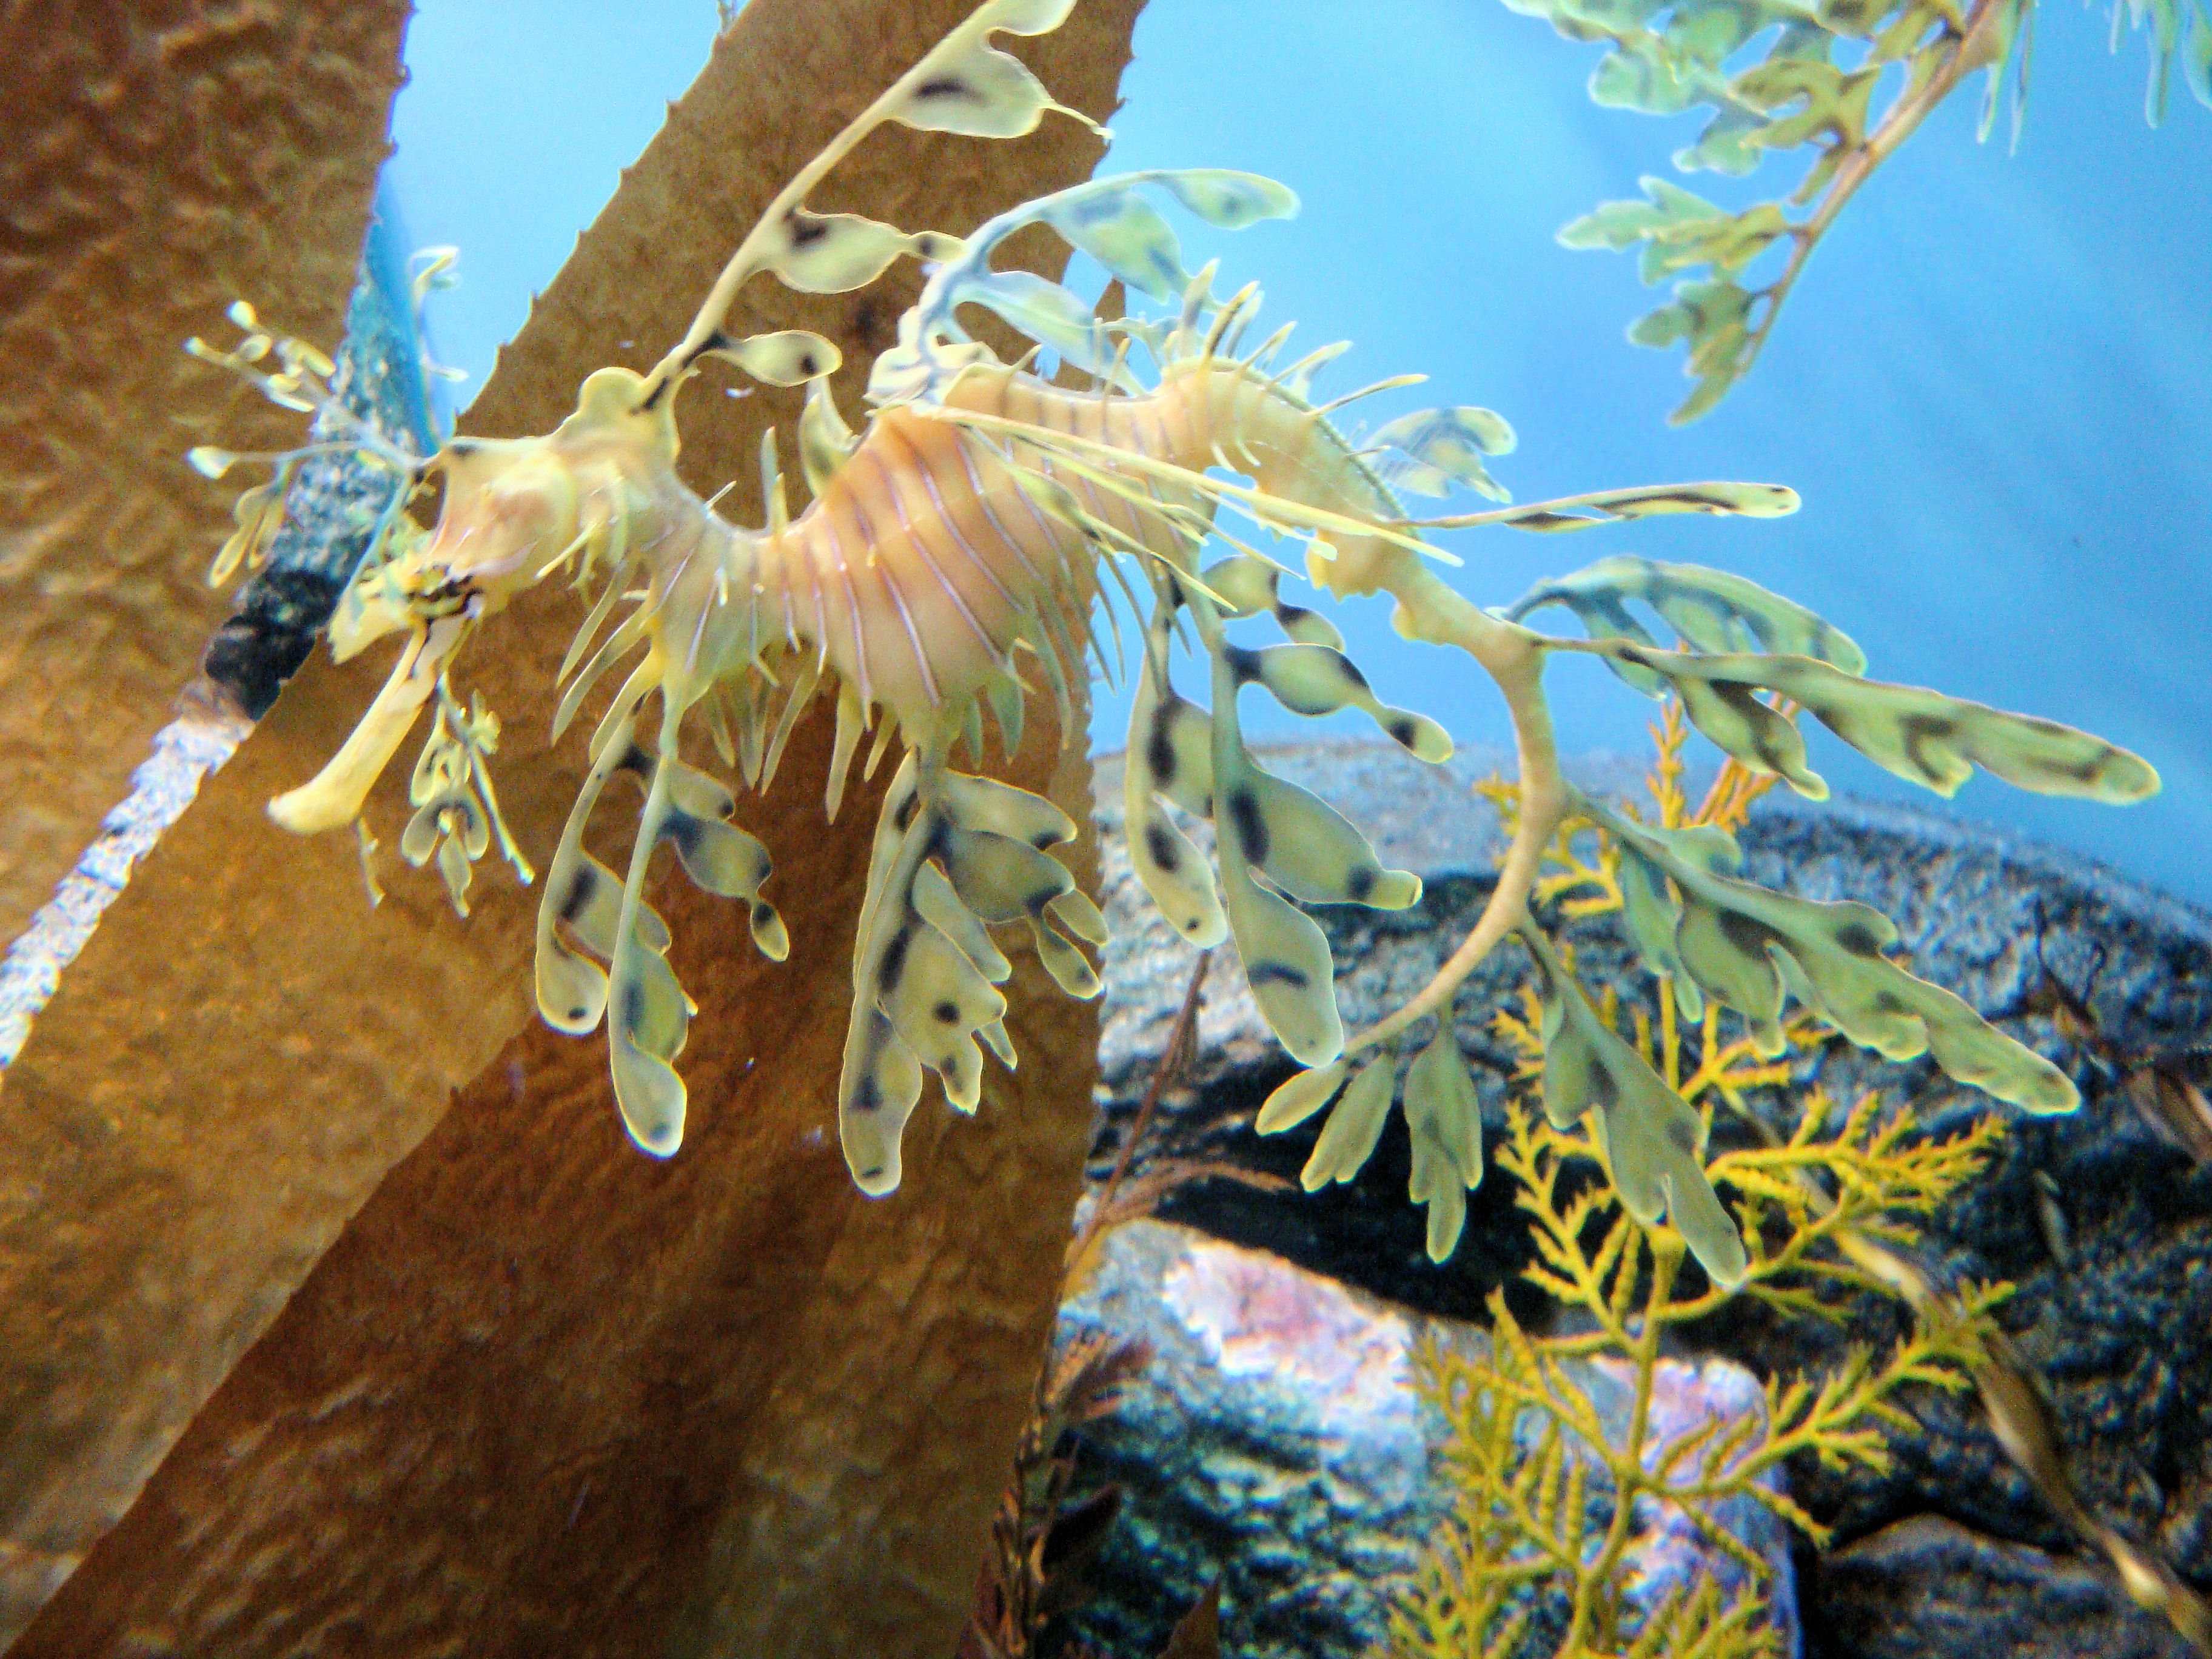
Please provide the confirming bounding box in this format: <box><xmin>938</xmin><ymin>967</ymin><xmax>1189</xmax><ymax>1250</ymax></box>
<box><xmin>724</xmin><ymin>357</ymin><xmax>1410</xmax><ymax>747</ymax></box>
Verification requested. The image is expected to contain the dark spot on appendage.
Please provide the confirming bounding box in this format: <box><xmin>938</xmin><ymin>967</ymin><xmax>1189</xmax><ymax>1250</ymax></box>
<box><xmin>893</xmin><ymin>789</ymin><xmax>920</xmax><ymax>833</ymax></box>
<box><xmin>620</xmin><ymin>977</ymin><xmax>647</xmax><ymax>1034</ymax></box>
<box><xmin>1228</xmin><ymin>788</ymin><xmax>1268</xmax><ymax>865</ymax></box>
<box><xmin>913</xmin><ymin>75</ymin><xmax>971</xmax><ymax>101</ymax></box>
<box><xmin>1223</xmin><ymin>645</ymin><xmax>1262</xmax><ymax>683</ymax></box>
<box><xmin>1347</xmin><ymin>866</ymin><xmax>1376</xmax><ymax>902</ymax></box>
<box><xmin>797</xmin><ymin>353</ymin><xmax>819</xmax><ymax>377</ymax></box>
<box><xmin>852</xmin><ymin>1076</ymin><xmax>882</xmax><ymax>1114</ymax></box>
<box><xmin>1589</xmin><ymin>1066</ymin><xmax>1618</xmax><ymax>1113</ymax></box>
<box><xmin>448</xmin><ymin>438</ymin><xmax>482</xmax><ymax>456</ymax></box>
<box><xmin>1336</xmin><ymin>656</ymin><xmax>1370</xmax><ymax>691</ymax></box>
<box><xmin>660</xmin><ymin>814</ymin><xmax>702</xmax><ymax>860</ymax></box>
<box><xmin>1718</xmin><ymin>910</ymin><xmax>1772</xmax><ymax>957</ymax></box>
<box><xmin>1166</xmin><ymin>573</ymin><xmax>1187</xmax><ymax>609</ymax></box>
<box><xmin>617</xmin><ymin>742</ymin><xmax>652</xmax><ymax>777</ymax></box>
<box><xmin>1834</xmin><ymin>921</ymin><xmax>1884</xmax><ymax>956</ymax></box>
<box><xmin>1388</xmin><ymin>717</ymin><xmax>1418</xmax><ymax>751</ymax></box>
<box><xmin>933</xmin><ymin>1000</ymin><xmax>959</xmax><ymax>1024</ymax></box>
<box><xmin>785</xmin><ymin>209</ymin><xmax>828</xmax><ymax>247</ymax></box>
<box><xmin>1143</xmin><ymin>820</ymin><xmax>1182</xmax><ymax>874</ymax></box>
<box><xmin>1024</xmin><ymin>886</ymin><xmax>1061</xmax><ymax>917</ymax></box>
<box><xmin>558</xmin><ymin>871</ymin><xmax>594</xmax><ymax>924</ymax></box>
<box><xmin>751</xmin><ymin>902</ymin><xmax>776</xmax><ymax>927</ymax></box>
<box><xmin>1031</xmin><ymin>831</ymin><xmax>1057</xmax><ymax>850</ymax></box>
<box><xmin>568</xmin><ymin>1006</ymin><xmax>588</xmax><ymax>1022</ymax></box>
<box><xmin>879</xmin><ymin>927</ymin><xmax>911</xmax><ymax>993</ymax></box>
<box><xmin>1146</xmin><ymin>702</ymin><xmax>1179</xmax><ymax>785</ymax></box>
<box><xmin>1248</xmin><ymin>962</ymin><xmax>1310</xmax><ymax>988</ymax></box>
<box><xmin>1276</xmin><ymin>603</ymin><xmax>1313</xmax><ymax>629</ymax></box>
<box><xmin>1897</xmin><ymin>712</ymin><xmax>1958</xmax><ymax>785</ymax></box>
<box><xmin>1665</xmin><ymin>1115</ymin><xmax>1700</xmax><ymax>1155</ymax></box>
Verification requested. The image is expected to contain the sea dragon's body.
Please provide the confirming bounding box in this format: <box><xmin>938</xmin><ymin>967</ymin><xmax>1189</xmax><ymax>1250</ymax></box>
<box><xmin>204</xmin><ymin>0</ymin><xmax>2157</xmax><ymax>1285</ymax></box>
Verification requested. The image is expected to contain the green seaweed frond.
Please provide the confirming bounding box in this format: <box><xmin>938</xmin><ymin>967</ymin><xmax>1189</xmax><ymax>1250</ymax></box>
<box><xmin>1513</xmin><ymin>0</ymin><xmax>2208</xmax><ymax>420</ymax></box>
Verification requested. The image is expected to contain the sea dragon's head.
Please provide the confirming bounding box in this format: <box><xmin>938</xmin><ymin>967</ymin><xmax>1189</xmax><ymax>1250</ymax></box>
<box><xmin>268</xmin><ymin>368</ymin><xmax>679</xmax><ymax>837</ymax></box>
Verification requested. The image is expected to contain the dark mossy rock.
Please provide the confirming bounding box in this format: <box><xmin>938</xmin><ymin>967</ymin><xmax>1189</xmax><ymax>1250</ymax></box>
<box><xmin>1079</xmin><ymin>740</ymin><xmax>2212</xmax><ymax>1659</ymax></box>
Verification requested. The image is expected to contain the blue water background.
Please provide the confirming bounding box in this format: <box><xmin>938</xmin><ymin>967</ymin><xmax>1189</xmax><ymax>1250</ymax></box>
<box><xmin>386</xmin><ymin>1</ymin><xmax>2212</xmax><ymax>905</ymax></box>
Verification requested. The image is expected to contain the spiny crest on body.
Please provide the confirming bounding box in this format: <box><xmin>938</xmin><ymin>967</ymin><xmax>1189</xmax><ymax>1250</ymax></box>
<box><xmin>193</xmin><ymin>0</ymin><xmax>2157</xmax><ymax>1288</ymax></box>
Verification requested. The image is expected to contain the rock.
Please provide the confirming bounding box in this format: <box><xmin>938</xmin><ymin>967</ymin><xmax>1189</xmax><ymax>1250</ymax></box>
<box><xmin>1816</xmin><ymin>1515</ymin><xmax>2196</xmax><ymax>1659</ymax></box>
<box><xmin>1050</xmin><ymin>1218</ymin><xmax>1796</xmax><ymax>1659</ymax></box>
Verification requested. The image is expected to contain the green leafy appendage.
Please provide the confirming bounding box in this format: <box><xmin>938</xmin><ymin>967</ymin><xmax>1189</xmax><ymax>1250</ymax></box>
<box><xmin>1512</xmin><ymin>0</ymin><xmax>2211</xmax><ymax>420</ymax></box>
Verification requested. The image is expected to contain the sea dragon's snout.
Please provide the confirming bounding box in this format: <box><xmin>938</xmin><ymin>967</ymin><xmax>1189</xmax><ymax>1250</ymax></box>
<box><xmin>266</xmin><ymin>432</ymin><xmax>585</xmax><ymax>836</ymax></box>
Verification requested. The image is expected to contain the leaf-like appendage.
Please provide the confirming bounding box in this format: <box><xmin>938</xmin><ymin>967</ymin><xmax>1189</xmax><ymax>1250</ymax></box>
<box><xmin>1627</xmin><ymin>278</ymin><xmax>1756</xmax><ymax>424</ymax></box>
<box><xmin>1223</xmin><ymin>768</ymin><xmax>1423</xmax><ymax>910</ymax></box>
<box><xmin>838</xmin><ymin>755</ymin><xmax>1090</xmax><ymax>1191</ymax></box>
<box><xmin>1155</xmin><ymin>168</ymin><xmax>1301</xmax><ymax>230</ymax></box>
<box><xmin>883</xmin><ymin>0</ymin><xmax>1093</xmax><ymax>139</ymax></box>
<box><xmin>1223</xmin><ymin>866</ymin><xmax>1344</xmax><ymax>1065</ymax></box>
<box><xmin>702</xmin><ymin>328</ymin><xmax>842</xmax><ymax>387</ymax></box>
<box><xmin>1449</xmin><ymin>477</ymin><xmax>1797</xmax><ymax>534</ymax></box>
<box><xmin>1040</xmin><ymin>188</ymin><xmax>1187</xmax><ymax>302</ymax></box>
<box><xmin>840</xmin><ymin>1007</ymin><xmax>927</xmax><ymax>1195</ymax></box>
<box><xmin>1255</xmin><ymin>1061</ymin><xmax>1352</xmax><ymax>1133</ymax></box>
<box><xmin>1503</xmin><ymin>554</ymin><xmax>1866</xmax><ymax>697</ymax></box>
<box><xmin>1564</xmin><ymin>180</ymin><xmax>1789</xmax><ymax>286</ymax></box>
<box><xmin>1611</xmin><ymin>645</ymin><xmax>2161</xmax><ymax>804</ymax></box>
<box><xmin>1527</xmin><ymin>928</ymin><xmax>1749</xmax><ymax>1285</ymax></box>
<box><xmin>913</xmin><ymin>860</ymin><xmax>1013</xmax><ymax>984</ymax></box>
<box><xmin>960</xmin><ymin>269</ymin><xmax>1129</xmax><ymax>383</ymax></box>
<box><xmin>1367</xmin><ymin>406</ymin><xmax>1518</xmax><ymax>503</ymax></box>
<box><xmin>1594</xmin><ymin>799</ymin><xmax>2080</xmax><ymax>1113</ymax></box>
<box><xmin>1301</xmin><ymin>1056</ymin><xmax>1396</xmax><ymax>1189</ymax></box>
<box><xmin>1404</xmin><ymin>1025</ymin><xmax>1486</xmax><ymax>1260</ymax></box>
<box><xmin>535</xmin><ymin>720</ymin><xmax>672</xmax><ymax>1038</ymax></box>
<box><xmin>608</xmin><ymin>921</ymin><xmax>695</xmax><ymax>1158</ymax></box>
<box><xmin>759</xmin><ymin>210</ymin><xmax>950</xmax><ymax>297</ymax></box>
<box><xmin>1615</xmin><ymin>822</ymin><xmax>1744</xmax><ymax>1021</ymax></box>
<box><xmin>1226</xmin><ymin>641</ymin><xmax>1453</xmax><ymax>762</ymax></box>
<box><xmin>870</xmin><ymin>170</ymin><xmax>1295</xmax><ymax>405</ymax></box>
<box><xmin>1199</xmin><ymin>556</ymin><xmax>1345</xmax><ymax>649</ymax></box>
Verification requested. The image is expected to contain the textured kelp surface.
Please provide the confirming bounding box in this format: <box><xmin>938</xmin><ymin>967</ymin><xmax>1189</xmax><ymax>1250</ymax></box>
<box><xmin>0</xmin><ymin>0</ymin><xmax>412</xmax><ymax>942</ymax></box>
<box><xmin>0</xmin><ymin>0</ymin><xmax>1139</xmax><ymax>1650</ymax></box>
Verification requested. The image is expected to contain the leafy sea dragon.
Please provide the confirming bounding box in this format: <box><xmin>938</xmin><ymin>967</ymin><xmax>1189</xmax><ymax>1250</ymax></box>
<box><xmin>193</xmin><ymin>0</ymin><xmax>2158</xmax><ymax>1287</ymax></box>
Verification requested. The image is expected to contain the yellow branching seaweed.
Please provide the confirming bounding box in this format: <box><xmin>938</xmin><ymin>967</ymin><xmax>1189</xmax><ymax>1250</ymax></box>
<box><xmin>1390</xmin><ymin>706</ymin><xmax>2014</xmax><ymax>1659</ymax></box>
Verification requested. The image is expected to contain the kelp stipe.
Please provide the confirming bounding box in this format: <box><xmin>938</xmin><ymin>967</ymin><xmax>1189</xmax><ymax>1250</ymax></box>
<box><xmin>197</xmin><ymin>0</ymin><xmax>2156</xmax><ymax>1257</ymax></box>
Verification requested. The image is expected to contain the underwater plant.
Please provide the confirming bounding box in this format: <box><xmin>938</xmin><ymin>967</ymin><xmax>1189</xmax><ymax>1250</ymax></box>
<box><xmin>1512</xmin><ymin>0</ymin><xmax>2212</xmax><ymax>418</ymax></box>
<box><xmin>1377</xmin><ymin>712</ymin><xmax>2009</xmax><ymax>1658</ymax></box>
<box><xmin>1386</xmin><ymin>711</ymin><xmax>2211</xmax><ymax>1657</ymax></box>
<box><xmin>190</xmin><ymin>0</ymin><xmax>2157</xmax><ymax>1278</ymax></box>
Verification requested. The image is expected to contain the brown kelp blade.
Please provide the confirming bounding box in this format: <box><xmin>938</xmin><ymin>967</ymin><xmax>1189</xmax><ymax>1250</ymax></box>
<box><xmin>0</xmin><ymin>1</ymin><xmax>1139</xmax><ymax>1652</ymax></box>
